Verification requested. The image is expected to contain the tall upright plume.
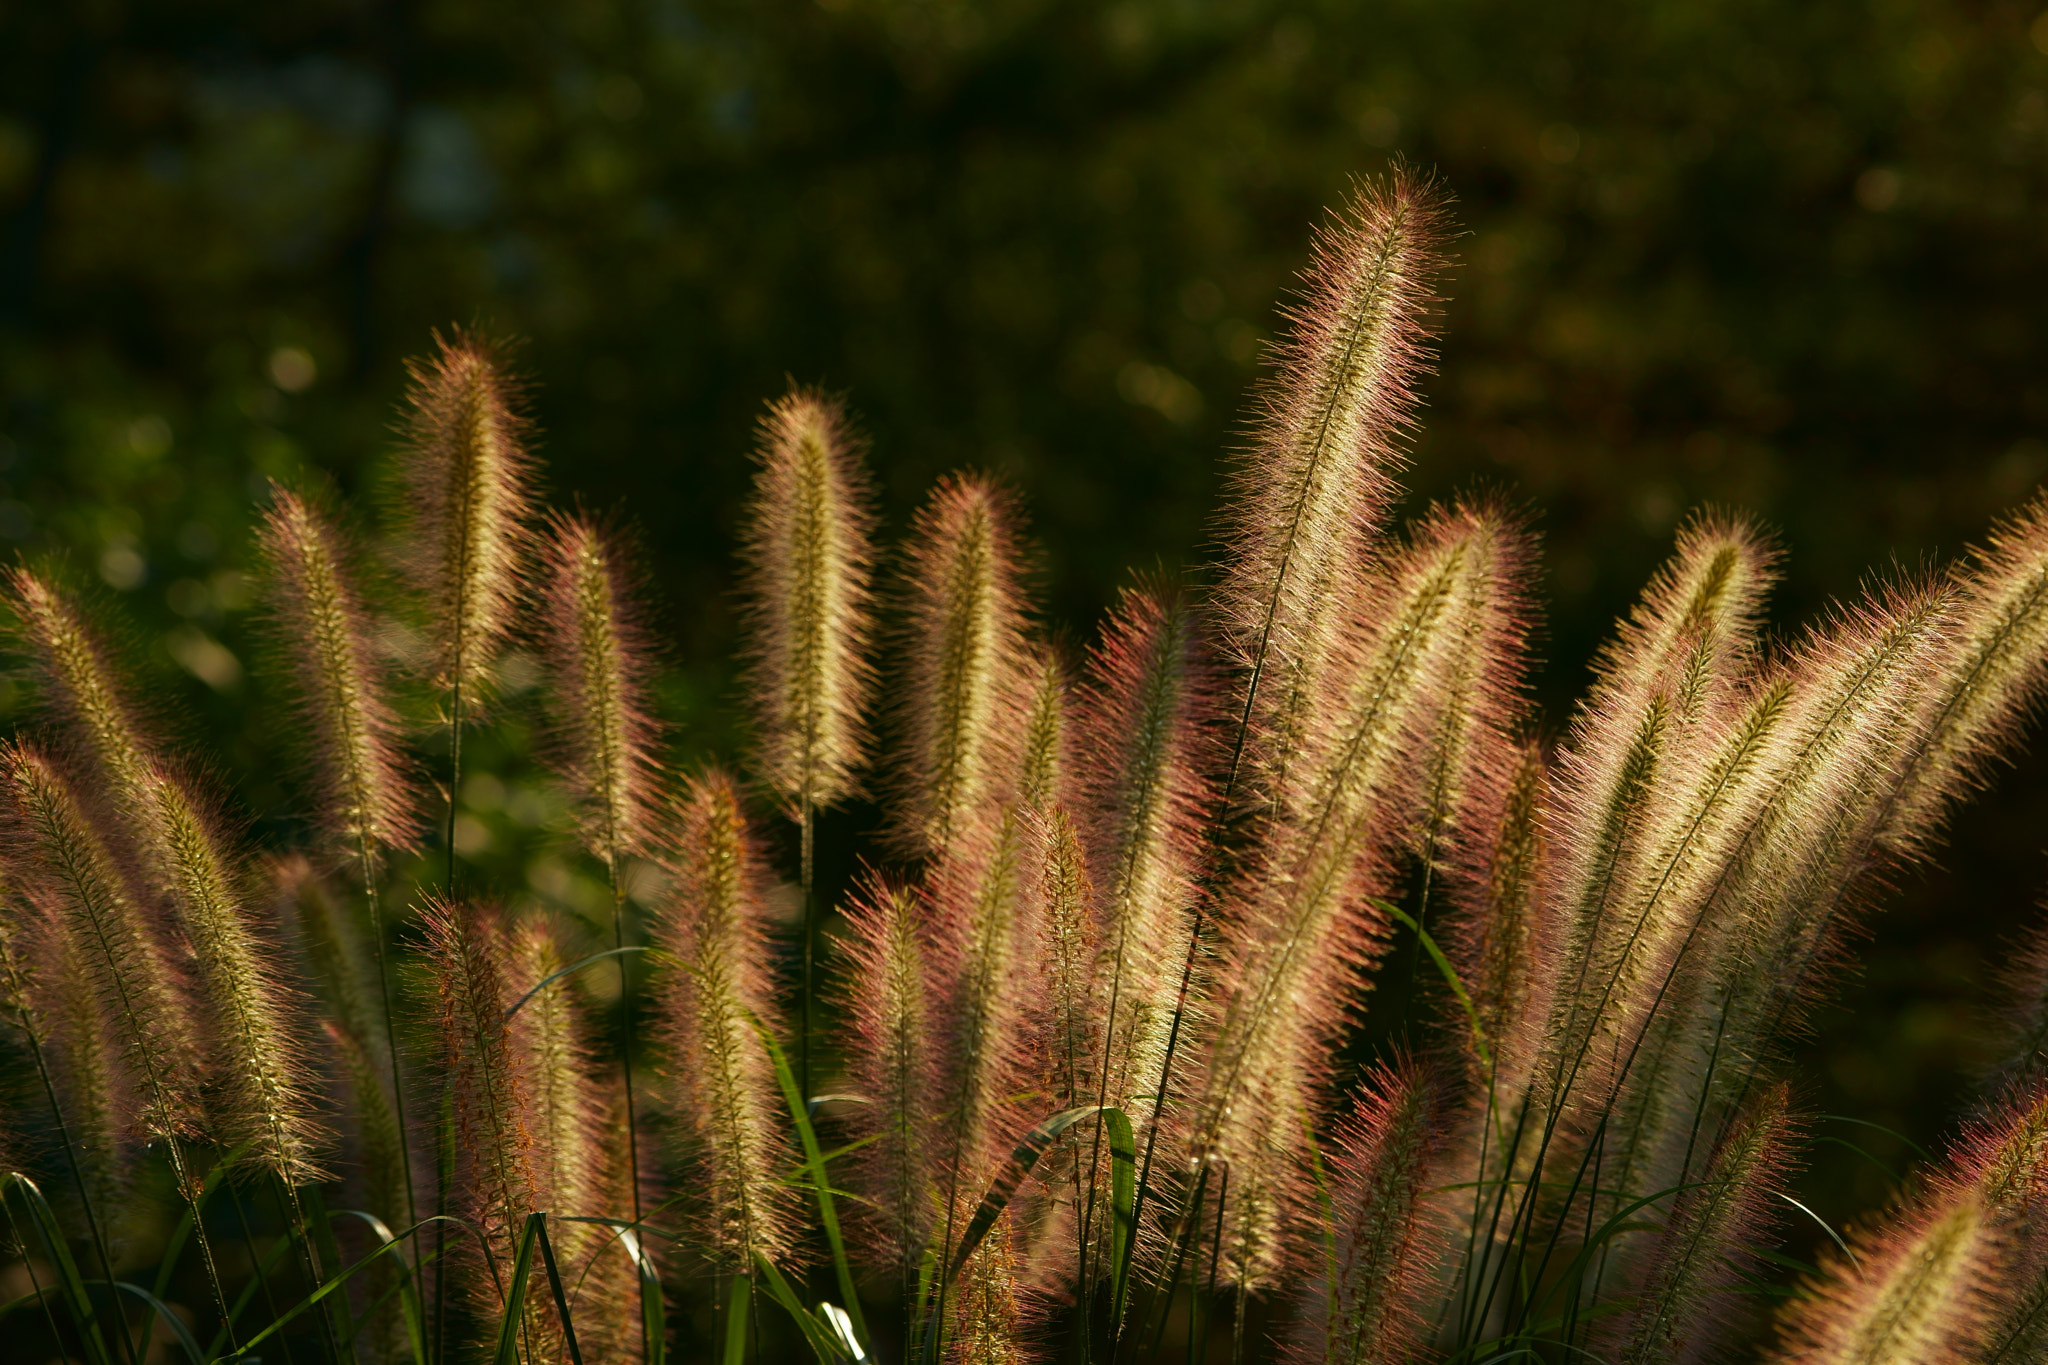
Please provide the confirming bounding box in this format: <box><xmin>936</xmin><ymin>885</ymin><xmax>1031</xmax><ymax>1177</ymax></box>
<box><xmin>738</xmin><ymin>387</ymin><xmax>877</xmax><ymax>814</ymax></box>
<box><xmin>1218</xmin><ymin>170</ymin><xmax>1449</xmax><ymax>800</ymax></box>
<box><xmin>837</xmin><ymin>877</ymin><xmax>935</xmax><ymax>1274</ymax></box>
<box><xmin>391</xmin><ymin>329</ymin><xmax>536</xmax><ymax>713</ymax></box>
<box><xmin>653</xmin><ymin>772</ymin><xmax>795</xmax><ymax>1271</ymax></box>
<box><xmin>537</xmin><ymin>511</ymin><xmax>666</xmax><ymax>870</ymax></box>
<box><xmin>255</xmin><ymin>487</ymin><xmax>419</xmax><ymax>869</ymax></box>
<box><xmin>890</xmin><ymin>474</ymin><xmax>1032</xmax><ymax>856</ymax></box>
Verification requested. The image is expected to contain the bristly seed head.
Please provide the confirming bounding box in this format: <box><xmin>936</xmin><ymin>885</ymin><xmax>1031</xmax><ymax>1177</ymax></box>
<box><xmin>536</xmin><ymin>511</ymin><xmax>666</xmax><ymax>871</ymax></box>
<box><xmin>256</xmin><ymin>487</ymin><xmax>420</xmax><ymax>871</ymax></box>
<box><xmin>738</xmin><ymin>387</ymin><xmax>878</xmax><ymax>815</ymax></box>
<box><xmin>890</xmin><ymin>474</ymin><xmax>1032</xmax><ymax>857</ymax></box>
<box><xmin>392</xmin><ymin>329</ymin><xmax>537</xmax><ymax>714</ymax></box>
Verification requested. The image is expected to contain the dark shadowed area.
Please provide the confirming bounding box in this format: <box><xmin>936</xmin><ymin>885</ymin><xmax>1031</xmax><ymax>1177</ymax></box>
<box><xmin>7</xmin><ymin>0</ymin><xmax>2048</xmax><ymax>1321</ymax></box>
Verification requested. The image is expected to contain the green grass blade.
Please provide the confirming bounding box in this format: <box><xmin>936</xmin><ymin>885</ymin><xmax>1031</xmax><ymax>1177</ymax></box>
<box><xmin>494</xmin><ymin>1211</ymin><xmax>544</xmax><ymax>1365</ymax></box>
<box><xmin>751</xmin><ymin>1013</ymin><xmax>870</xmax><ymax>1349</ymax></box>
<box><xmin>100</xmin><ymin>1280</ymin><xmax>205</xmax><ymax>1365</ymax></box>
<box><xmin>4</xmin><ymin>1173</ymin><xmax>117</xmax><ymax>1365</ymax></box>
<box><xmin>922</xmin><ymin>1104</ymin><xmax>1115</xmax><ymax>1365</ymax></box>
<box><xmin>1104</xmin><ymin>1107</ymin><xmax>1137</xmax><ymax>1328</ymax></box>
<box><xmin>723</xmin><ymin>1272</ymin><xmax>749</xmax><ymax>1365</ymax></box>
<box><xmin>502</xmin><ymin>946</ymin><xmax>647</xmax><ymax>1022</ymax></box>
<box><xmin>329</xmin><ymin>1209</ymin><xmax>431</xmax><ymax>1365</ymax></box>
<box><xmin>534</xmin><ymin>1215</ymin><xmax>585</xmax><ymax>1365</ymax></box>
<box><xmin>1379</xmin><ymin>900</ymin><xmax>1491</xmax><ymax>1068</ymax></box>
<box><xmin>230</xmin><ymin>1214</ymin><xmax>477</xmax><ymax>1361</ymax></box>
<box><xmin>752</xmin><ymin>1253</ymin><xmax>854</xmax><ymax>1362</ymax></box>
<box><xmin>204</xmin><ymin>1229</ymin><xmax>297</xmax><ymax>1358</ymax></box>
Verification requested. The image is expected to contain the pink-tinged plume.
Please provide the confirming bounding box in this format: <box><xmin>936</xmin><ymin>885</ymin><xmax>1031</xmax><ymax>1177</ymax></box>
<box><xmin>652</xmin><ymin>773</ymin><xmax>796</xmax><ymax>1272</ymax></box>
<box><xmin>737</xmin><ymin>387</ymin><xmax>878</xmax><ymax>815</ymax></box>
<box><xmin>888</xmin><ymin>474</ymin><xmax>1033</xmax><ymax>856</ymax></box>
<box><xmin>1291</xmin><ymin>1060</ymin><xmax>1453</xmax><ymax>1365</ymax></box>
<box><xmin>1191</xmin><ymin>503</ymin><xmax>1532</xmax><ymax>1288</ymax></box>
<box><xmin>1217</xmin><ymin>172</ymin><xmax>1449</xmax><ymax>807</ymax></box>
<box><xmin>254</xmin><ymin>487</ymin><xmax>421</xmax><ymax>871</ymax></box>
<box><xmin>535</xmin><ymin>510</ymin><xmax>667</xmax><ymax>870</ymax></box>
<box><xmin>390</xmin><ymin>329</ymin><xmax>537</xmax><ymax>714</ymax></box>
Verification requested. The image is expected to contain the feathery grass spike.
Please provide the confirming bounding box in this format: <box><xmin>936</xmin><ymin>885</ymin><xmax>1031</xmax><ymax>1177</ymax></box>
<box><xmin>839</xmin><ymin>877</ymin><xmax>935</xmax><ymax>1274</ymax></box>
<box><xmin>394</xmin><ymin>329</ymin><xmax>535</xmax><ymax>714</ymax></box>
<box><xmin>1220</xmin><ymin>171</ymin><xmax>1448</xmax><ymax>797</ymax></box>
<box><xmin>1192</xmin><ymin>505</ymin><xmax>1528</xmax><ymax>1287</ymax></box>
<box><xmin>894</xmin><ymin>474</ymin><xmax>1030</xmax><ymax>855</ymax></box>
<box><xmin>257</xmin><ymin>487</ymin><xmax>420</xmax><ymax>868</ymax></box>
<box><xmin>141</xmin><ymin>767</ymin><xmax>325</xmax><ymax>1183</ymax></box>
<box><xmin>655</xmin><ymin>772</ymin><xmax>795</xmax><ymax>1270</ymax></box>
<box><xmin>739</xmin><ymin>387</ymin><xmax>877</xmax><ymax>813</ymax></box>
<box><xmin>421</xmin><ymin>895</ymin><xmax>568</xmax><ymax>1359</ymax></box>
<box><xmin>1304</xmin><ymin>1061</ymin><xmax>1450</xmax><ymax>1365</ymax></box>
<box><xmin>1598</xmin><ymin>1083</ymin><xmax>1797</xmax><ymax>1365</ymax></box>
<box><xmin>539</xmin><ymin>511</ymin><xmax>664</xmax><ymax>869</ymax></box>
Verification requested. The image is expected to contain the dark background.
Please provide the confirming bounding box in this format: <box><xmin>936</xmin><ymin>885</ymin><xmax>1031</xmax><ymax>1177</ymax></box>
<box><xmin>7</xmin><ymin>0</ymin><xmax>2048</xmax><ymax>1274</ymax></box>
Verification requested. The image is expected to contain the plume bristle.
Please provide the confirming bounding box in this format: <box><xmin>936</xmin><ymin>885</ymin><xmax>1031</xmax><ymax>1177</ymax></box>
<box><xmin>890</xmin><ymin>474</ymin><xmax>1032</xmax><ymax>856</ymax></box>
<box><xmin>738</xmin><ymin>387</ymin><xmax>878</xmax><ymax>812</ymax></box>
<box><xmin>1219</xmin><ymin>171</ymin><xmax>1450</xmax><ymax>804</ymax></box>
<box><xmin>838</xmin><ymin>876</ymin><xmax>937</xmax><ymax>1273</ymax></box>
<box><xmin>392</xmin><ymin>330</ymin><xmax>537</xmax><ymax>713</ymax></box>
<box><xmin>256</xmin><ymin>487</ymin><xmax>421</xmax><ymax>868</ymax></box>
<box><xmin>537</xmin><ymin>511</ymin><xmax>667</xmax><ymax>869</ymax></box>
<box><xmin>653</xmin><ymin>772</ymin><xmax>796</xmax><ymax>1270</ymax></box>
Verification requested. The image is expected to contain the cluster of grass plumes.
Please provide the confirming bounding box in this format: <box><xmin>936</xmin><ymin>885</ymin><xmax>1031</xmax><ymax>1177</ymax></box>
<box><xmin>8</xmin><ymin>173</ymin><xmax>2048</xmax><ymax>1365</ymax></box>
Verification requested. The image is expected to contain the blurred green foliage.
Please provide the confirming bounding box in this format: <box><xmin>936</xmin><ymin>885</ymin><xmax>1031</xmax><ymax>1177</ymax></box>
<box><xmin>8</xmin><ymin>0</ymin><xmax>2048</xmax><ymax>1269</ymax></box>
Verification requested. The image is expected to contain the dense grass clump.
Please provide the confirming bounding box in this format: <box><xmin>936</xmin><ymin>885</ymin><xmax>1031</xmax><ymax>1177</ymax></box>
<box><xmin>6</xmin><ymin>172</ymin><xmax>2048</xmax><ymax>1365</ymax></box>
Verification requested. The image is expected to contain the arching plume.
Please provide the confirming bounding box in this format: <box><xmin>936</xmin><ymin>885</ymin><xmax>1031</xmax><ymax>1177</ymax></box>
<box><xmin>536</xmin><ymin>510</ymin><xmax>666</xmax><ymax>869</ymax></box>
<box><xmin>1191</xmin><ymin>504</ymin><xmax>1531</xmax><ymax>1287</ymax></box>
<box><xmin>737</xmin><ymin>386</ymin><xmax>878</xmax><ymax>813</ymax></box>
<box><xmin>2</xmin><ymin>741</ymin><xmax>195</xmax><ymax>1144</ymax></box>
<box><xmin>1218</xmin><ymin>171</ymin><xmax>1450</xmax><ymax>804</ymax></box>
<box><xmin>391</xmin><ymin>329</ymin><xmax>536</xmax><ymax>713</ymax></box>
<box><xmin>1767</xmin><ymin>1085</ymin><xmax>2048</xmax><ymax>1365</ymax></box>
<box><xmin>1292</xmin><ymin>1060</ymin><xmax>1452</xmax><ymax>1365</ymax></box>
<box><xmin>255</xmin><ymin>486</ymin><xmax>420</xmax><ymax>869</ymax></box>
<box><xmin>1593</xmin><ymin>1083</ymin><xmax>1799</xmax><ymax>1365</ymax></box>
<box><xmin>889</xmin><ymin>474</ymin><xmax>1032</xmax><ymax>856</ymax></box>
<box><xmin>653</xmin><ymin>772</ymin><xmax>795</xmax><ymax>1271</ymax></box>
<box><xmin>140</xmin><ymin>766</ymin><xmax>325</xmax><ymax>1183</ymax></box>
<box><xmin>837</xmin><ymin>877</ymin><xmax>936</xmax><ymax>1273</ymax></box>
<box><xmin>1884</xmin><ymin>492</ymin><xmax>2048</xmax><ymax>854</ymax></box>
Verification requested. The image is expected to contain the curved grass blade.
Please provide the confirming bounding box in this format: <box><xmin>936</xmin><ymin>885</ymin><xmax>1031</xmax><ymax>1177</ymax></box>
<box><xmin>1380</xmin><ymin>899</ymin><xmax>1491</xmax><ymax>1068</ymax></box>
<box><xmin>751</xmin><ymin>1013</ymin><xmax>870</xmax><ymax>1348</ymax></box>
<box><xmin>752</xmin><ymin>1252</ymin><xmax>858</xmax><ymax>1362</ymax></box>
<box><xmin>1104</xmin><ymin>1107</ymin><xmax>1138</xmax><ymax>1328</ymax></box>
<box><xmin>4</xmin><ymin>1173</ymin><xmax>117</xmax><ymax>1365</ymax></box>
<box><xmin>330</xmin><ymin>1209</ymin><xmax>430</xmax><ymax>1365</ymax></box>
<box><xmin>204</xmin><ymin>1229</ymin><xmax>297</xmax><ymax>1358</ymax></box>
<box><xmin>1819</xmin><ymin>1113</ymin><xmax>1932</xmax><ymax>1161</ymax></box>
<box><xmin>557</xmin><ymin>1215</ymin><xmax>668</xmax><ymax>1365</ymax></box>
<box><xmin>100</xmin><ymin>1281</ymin><xmax>205</xmax><ymax>1365</ymax></box>
<box><xmin>503</xmin><ymin>945</ymin><xmax>647</xmax><ymax>1022</ymax></box>
<box><xmin>231</xmin><ymin>1215</ymin><xmax>483</xmax><ymax>1360</ymax></box>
